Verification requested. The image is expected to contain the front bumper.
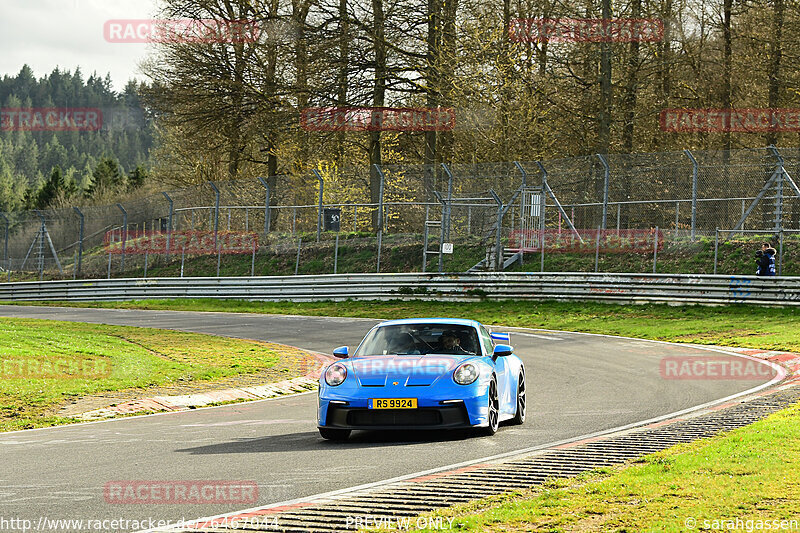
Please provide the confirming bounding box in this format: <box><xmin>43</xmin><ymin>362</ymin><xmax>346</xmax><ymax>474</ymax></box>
<box><xmin>321</xmin><ymin>402</ymin><xmax>474</xmax><ymax>430</ymax></box>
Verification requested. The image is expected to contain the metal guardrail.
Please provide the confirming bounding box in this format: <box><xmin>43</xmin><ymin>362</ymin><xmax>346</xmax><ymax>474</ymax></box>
<box><xmin>0</xmin><ymin>272</ymin><xmax>799</xmax><ymax>306</ymax></box>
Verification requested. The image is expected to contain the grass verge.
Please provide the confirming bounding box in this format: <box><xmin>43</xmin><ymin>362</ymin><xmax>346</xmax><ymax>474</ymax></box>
<box><xmin>14</xmin><ymin>298</ymin><xmax>800</xmax><ymax>353</ymax></box>
<box><xmin>397</xmin><ymin>401</ymin><xmax>800</xmax><ymax>532</ymax></box>
<box><xmin>0</xmin><ymin>317</ymin><xmax>311</xmax><ymax>432</ymax></box>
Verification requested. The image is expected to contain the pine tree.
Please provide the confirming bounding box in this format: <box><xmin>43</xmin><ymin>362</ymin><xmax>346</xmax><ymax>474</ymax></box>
<box><xmin>85</xmin><ymin>157</ymin><xmax>124</xmax><ymax>198</ymax></box>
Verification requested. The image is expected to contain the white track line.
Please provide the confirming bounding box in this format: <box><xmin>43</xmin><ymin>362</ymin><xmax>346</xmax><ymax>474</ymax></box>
<box><xmin>509</xmin><ymin>331</ymin><xmax>564</xmax><ymax>341</ymax></box>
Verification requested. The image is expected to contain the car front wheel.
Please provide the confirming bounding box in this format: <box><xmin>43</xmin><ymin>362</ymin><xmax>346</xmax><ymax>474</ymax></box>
<box><xmin>510</xmin><ymin>371</ymin><xmax>526</xmax><ymax>425</ymax></box>
<box><xmin>479</xmin><ymin>378</ymin><xmax>500</xmax><ymax>436</ymax></box>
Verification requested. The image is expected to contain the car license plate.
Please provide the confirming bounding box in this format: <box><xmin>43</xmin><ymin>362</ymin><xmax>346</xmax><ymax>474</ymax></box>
<box><xmin>371</xmin><ymin>398</ymin><xmax>417</xmax><ymax>409</ymax></box>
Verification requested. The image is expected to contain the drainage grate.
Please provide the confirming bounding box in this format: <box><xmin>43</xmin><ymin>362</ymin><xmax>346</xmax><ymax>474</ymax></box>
<box><xmin>166</xmin><ymin>387</ymin><xmax>800</xmax><ymax>532</ymax></box>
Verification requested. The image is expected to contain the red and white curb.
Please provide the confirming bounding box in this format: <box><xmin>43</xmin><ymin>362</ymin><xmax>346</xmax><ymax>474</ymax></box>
<box><xmin>719</xmin><ymin>347</ymin><xmax>800</xmax><ymax>388</ymax></box>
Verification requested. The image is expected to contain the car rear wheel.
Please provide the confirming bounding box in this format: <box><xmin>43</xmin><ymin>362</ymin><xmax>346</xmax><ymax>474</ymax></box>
<box><xmin>479</xmin><ymin>378</ymin><xmax>500</xmax><ymax>436</ymax></box>
<box><xmin>510</xmin><ymin>371</ymin><xmax>526</xmax><ymax>425</ymax></box>
<box><xmin>319</xmin><ymin>428</ymin><xmax>351</xmax><ymax>441</ymax></box>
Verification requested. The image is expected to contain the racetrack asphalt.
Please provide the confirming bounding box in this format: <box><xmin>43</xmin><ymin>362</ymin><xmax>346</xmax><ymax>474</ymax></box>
<box><xmin>0</xmin><ymin>305</ymin><xmax>780</xmax><ymax>531</ymax></box>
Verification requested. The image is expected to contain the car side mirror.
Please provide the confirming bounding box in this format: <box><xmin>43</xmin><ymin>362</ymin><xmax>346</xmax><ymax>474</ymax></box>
<box><xmin>333</xmin><ymin>346</ymin><xmax>349</xmax><ymax>358</ymax></box>
<box><xmin>492</xmin><ymin>344</ymin><xmax>513</xmax><ymax>358</ymax></box>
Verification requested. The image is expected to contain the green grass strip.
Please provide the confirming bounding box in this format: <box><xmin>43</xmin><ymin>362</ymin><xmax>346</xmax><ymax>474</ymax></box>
<box><xmin>14</xmin><ymin>298</ymin><xmax>800</xmax><ymax>353</ymax></box>
<box><xmin>0</xmin><ymin>317</ymin><xmax>302</xmax><ymax>432</ymax></box>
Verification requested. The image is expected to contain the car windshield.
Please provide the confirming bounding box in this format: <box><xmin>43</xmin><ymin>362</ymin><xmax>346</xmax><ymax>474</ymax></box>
<box><xmin>354</xmin><ymin>324</ymin><xmax>480</xmax><ymax>357</ymax></box>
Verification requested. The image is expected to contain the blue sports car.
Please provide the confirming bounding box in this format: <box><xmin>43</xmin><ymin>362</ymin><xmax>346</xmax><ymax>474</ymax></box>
<box><xmin>317</xmin><ymin>318</ymin><xmax>526</xmax><ymax>440</ymax></box>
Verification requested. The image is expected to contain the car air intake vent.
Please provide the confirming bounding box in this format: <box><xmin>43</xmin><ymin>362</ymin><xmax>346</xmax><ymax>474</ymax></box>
<box><xmin>348</xmin><ymin>409</ymin><xmax>441</xmax><ymax>426</ymax></box>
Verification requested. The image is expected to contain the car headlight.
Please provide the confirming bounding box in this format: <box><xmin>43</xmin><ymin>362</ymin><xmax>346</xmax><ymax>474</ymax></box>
<box><xmin>325</xmin><ymin>363</ymin><xmax>347</xmax><ymax>386</ymax></box>
<box><xmin>453</xmin><ymin>363</ymin><xmax>479</xmax><ymax>385</ymax></box>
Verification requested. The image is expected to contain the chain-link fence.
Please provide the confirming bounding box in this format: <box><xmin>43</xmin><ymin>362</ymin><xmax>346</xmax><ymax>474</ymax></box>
<box><xmin>1</xmin><ymin>146</ymin><xmax>799</xmax><ymax>280</ymax></box>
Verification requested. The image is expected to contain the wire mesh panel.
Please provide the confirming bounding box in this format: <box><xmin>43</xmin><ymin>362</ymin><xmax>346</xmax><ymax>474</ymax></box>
<box><xmin>2</xmin><ymin>146</ymin><xmax>800</xmax><ymax>279</ymax></box>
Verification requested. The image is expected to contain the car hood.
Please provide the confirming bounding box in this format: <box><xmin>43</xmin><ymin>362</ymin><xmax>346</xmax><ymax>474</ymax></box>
<box><xmin>348</xmin><ymin>354</ymin><xmax>468</xmax><ymax>386</ymax></box>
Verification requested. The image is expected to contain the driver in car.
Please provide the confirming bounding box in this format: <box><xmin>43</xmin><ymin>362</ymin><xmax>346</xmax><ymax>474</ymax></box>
<box><xmin>438</xmin><ymin>330</ymin><xmax>472</xmax><ymax>355</ymax></box>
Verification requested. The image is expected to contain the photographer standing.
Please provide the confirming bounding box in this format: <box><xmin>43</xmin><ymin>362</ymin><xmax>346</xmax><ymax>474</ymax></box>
<box><xmin>756</xmin><ymin>242</ymin><xmax>777</xmax><ymax>276</ymax></box>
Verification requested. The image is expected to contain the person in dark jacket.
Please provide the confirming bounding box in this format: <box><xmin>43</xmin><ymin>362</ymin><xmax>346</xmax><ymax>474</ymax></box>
<box><xmin>756</xmin><ymin>243</ymin><xmax>777</xmax><ymax>276</ymax></box>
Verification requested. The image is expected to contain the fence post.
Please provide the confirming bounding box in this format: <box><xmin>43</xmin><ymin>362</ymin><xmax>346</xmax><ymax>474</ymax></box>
<box><xmin>540</xmin><ymin>169</ymin><xmax>547</xmax><ymax>268</ymax></box>
<box><xmin>374</xmin><ymin>165</ymin><xmax>386</xmax><ymax>273</ymax></box>
<box><xmin>741</xmin><ymin>199</ymin><xmax>746</xmax><ymax>234</ymax></box>
<box><xmin>116</xmin><ymin>203</ymin><xmax>128</xmax><ymax>272</ymax></box>
<box><xmin>594</xmin><ymin>226</ymin><xmax>601</xmax><ymax>272</ymax></box>
<box><xmin>514</xmin><ymin>161</ymin><xmax>529</xmax><ymax>252</ymax></box>
<box><xmin>313</xmin><ymin>169</ymin><xmax>324</xmax><ymax>242</ymax></box>
<box><xmin>769</xmin><ymin>146</ymin><xmax>786</xmax><ymax>234</ymax></box>
<box><xmin>295</xmin><ymin>237</ymin><xmax>302</xmax><ymax>275</ymax></box>
<box><xmin>684</xmin><ymin>149</ymin><xmax>698</xmax><ymax>241</ymax></box>
<box><xmin>0</xmin><ymin>212</ymin><xmax>9</xmax><ymax>278</ymax></box>
<box><xmin>597</xmin><ymin>154</ymin><xmax>610</xmax><ymax>230</ymax></box>
<box><xmin>180</xmin><ymin>244</ymin><xmax>185</xmax><ymax>277</ymax></box>
<box><xmin>162</xmin><ymin>192</ymin><xmax>173</xmax><ymax>259</ymax></box>
<box><xmin>251</xmin><ymin>240</ymin><xmax>256</xmax><ymax>277</ymax></box>
<box><xmin>422</xmin><ymin>204</ymin><xmax>430</xmax><ymax>273</ymax></box>
<box><xmin>713</xmin><ymin>227</ymin><xmax>719</xmax><ymax>275</ymax></box>
<box><xmin>489</xmin><ymin>189</ymin><xmax>503</xmax><ymax>272</ymax></box>
<box><xmin>674</xmin><ymin>202</ymin><xmax>679</xmax><ymax>231</ymax></box>
<box><xmin>144</xmin><ymin>251</ymin><xmax>149</xmax><ymax>278</ymax></box>
<box><xmin>257</xmin><ymin>177</ymin><xmax>271</xmax><ymax>235</ymax></box>
<box><xmin>513</xmin><ymin>161</ymin><xmax>527</xmax><ymax>188</ymax></box>
<box><xmin>433</xmin><ymin>191</ymin><xmax>446</xmax><ymax>273</ymax></box>
<box><xmin>107</xmin><ymin>248</ymin><xmax>112</xmax><ymax>279</ymax></box>
<box><xmin>653</xmin><ymin>226</ymin><xmax>659</xmax><ymax>273</ymax></box>
<box><xmin>540</xmin><ymin>223</ymin><xmax>545</xmax><ymax>272</ymax></box>
<box><xmin>209</xmin><ymin>181</ymin><xmax>220</xmax><ymax>248</ymax></box>
<box><xmin>334</xmin><ymin>233</ymin><xmax>339</xmax><ymax>274</ymax></box>
<box><xmin>441</xmin><ymin>163</ymin><xmax>454</xmax><ymax>241</ymax></box>
<box><xmin>216</xmin><ymin>242</ymin><xmax>222</xmax><ymax>277</ymax></box>
<box><xmin>41</xmin><ymin>210</ymin><xmax>62</xmax><ymax>276</ymax></box>
<box><xmin>376</xmin><ymin>231</ymin><xmax>383</xmax><ymax>273</ymax></box>
<box><xmin>779</xmin><ymin>229</ymin><xmax>784</xmax><ymax>276</ymax></box>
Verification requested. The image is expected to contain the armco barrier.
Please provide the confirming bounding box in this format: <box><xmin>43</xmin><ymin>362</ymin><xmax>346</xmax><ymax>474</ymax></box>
<box><xmin>0</xmin><ymin>273</ymin><xmax>799</xmax><ymax>306</ymax></box>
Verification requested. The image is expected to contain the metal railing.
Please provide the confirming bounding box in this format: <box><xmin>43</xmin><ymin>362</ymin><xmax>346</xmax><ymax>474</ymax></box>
<box><xmin>0</xmin><ymin>272</ymin><xmax>798</xmax><ymax>307</ymax></box>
